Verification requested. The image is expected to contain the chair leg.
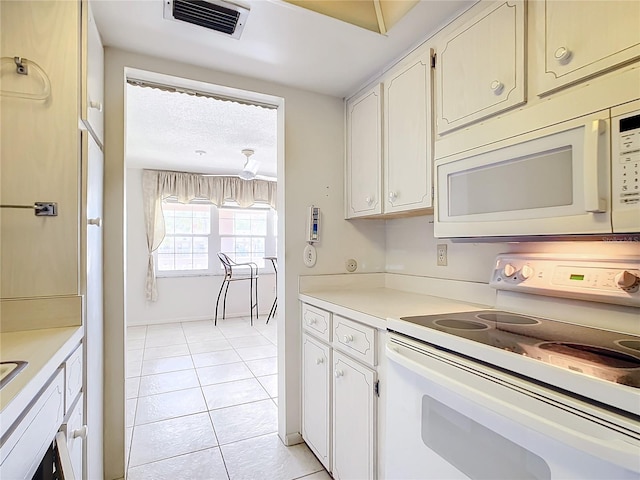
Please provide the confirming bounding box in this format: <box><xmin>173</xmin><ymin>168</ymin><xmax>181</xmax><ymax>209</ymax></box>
<box><xmin>214</xmin><ymin>279</ymin><xmax>226</xmax><ymax>326</ymax></box>
<box><xmin>222</xmin><ymin>281</ymin><xmax>231</xmax><ymax>320</ymax></box>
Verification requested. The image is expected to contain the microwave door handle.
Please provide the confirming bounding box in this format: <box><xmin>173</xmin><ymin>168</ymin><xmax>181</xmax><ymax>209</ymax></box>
<box><xmin>583</xmin><ymin>119</ymin><xmax>607</xmax><ymax>213</ymax></box>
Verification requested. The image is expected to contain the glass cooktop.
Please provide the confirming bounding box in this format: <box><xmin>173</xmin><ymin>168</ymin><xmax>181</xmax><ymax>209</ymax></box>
<box><xmin>400</xmin><ymin>310</ymin><xmax>640</xmax><ymax>389</ymax></box>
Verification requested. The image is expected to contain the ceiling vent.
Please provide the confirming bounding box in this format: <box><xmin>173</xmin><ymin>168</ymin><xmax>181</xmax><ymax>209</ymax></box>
<box><xmin>163</xmin><ymin>0</ymin><xmax>250</xmax><ymax>39</ymax></box>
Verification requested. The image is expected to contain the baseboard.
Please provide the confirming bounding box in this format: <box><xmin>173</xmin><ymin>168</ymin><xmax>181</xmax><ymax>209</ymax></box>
<box><xmin>126</xmin><ymin>311</ymin><xmax>274</xmax><ymax>327</ymax></box>
<box><xmin>283</xmin><ymin>432</ymin><xmax>303</xmax><ymax>446</ymax></box>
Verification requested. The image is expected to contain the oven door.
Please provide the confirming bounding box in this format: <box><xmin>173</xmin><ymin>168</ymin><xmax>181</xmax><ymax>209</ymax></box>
<box><xmin>434</xmin><ymin>111</ymin><xmax>611</xmax><ymax>238</ymax></box>
<box><xmin>385</xmin><ymin>334</ymin><xmax>640</xmax><ymax>480</ymax></box>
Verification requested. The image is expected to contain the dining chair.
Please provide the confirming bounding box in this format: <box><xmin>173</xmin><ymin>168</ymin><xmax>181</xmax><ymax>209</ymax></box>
<box><xmin>215</xmin><ymin>252</ymin><xmax>259</xmax><ymax>325</ymax></box>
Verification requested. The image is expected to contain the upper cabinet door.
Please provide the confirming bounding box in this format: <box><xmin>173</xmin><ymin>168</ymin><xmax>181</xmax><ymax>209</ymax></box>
<box><xmin>534</xmin><ymin>0</ymin><xmax>640</xmax><ymax>96</ymax></box>
<box><xmin>82</xmin><ymin>0</ymin><xmax>104</xmax><ymax>144</ymax></box>
<box><xmin>436</xmin><ymin>0</ymin><xmax>526</xmax><ymax>134</ymax></box>
<box><xmin>384</xmin><ymin>47</ymin><xmax>434</xmax><ymax>214</ymax></box>
<box><xmin>345</xmin><ymin>84</ymin><xmax>383</xmax><ymax>218</ymax></box>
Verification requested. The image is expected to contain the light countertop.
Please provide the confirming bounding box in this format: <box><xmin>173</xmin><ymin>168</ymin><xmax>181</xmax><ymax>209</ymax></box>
<box><xmin>1</xmin><ymin>326</ymin><xmax>83</xmax><ymax>435</ymax></box>
<box><xmin>299</xmin><ymin>281</ymin><xmax>491</xmax><ymax>330</ymax></box>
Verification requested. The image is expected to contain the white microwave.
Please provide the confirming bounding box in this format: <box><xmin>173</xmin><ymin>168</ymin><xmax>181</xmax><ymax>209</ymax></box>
<box><xmin>434</xmin><ymin>105</ymin><xmax>640</xmax><ymax>238</ymax></box>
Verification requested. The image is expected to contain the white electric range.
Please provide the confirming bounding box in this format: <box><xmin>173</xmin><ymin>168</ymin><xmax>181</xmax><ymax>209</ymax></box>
<box><xmin>385</xmin><ymin>254</ymin><xmax>640</xmax><ymax>480</ymax></box>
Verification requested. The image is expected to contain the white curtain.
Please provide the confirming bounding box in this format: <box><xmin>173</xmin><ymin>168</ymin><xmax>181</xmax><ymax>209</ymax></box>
<box><xmin>142</xmin><ymin>169</ymin><xmax>277</xmax><ymax>301</ymax></box>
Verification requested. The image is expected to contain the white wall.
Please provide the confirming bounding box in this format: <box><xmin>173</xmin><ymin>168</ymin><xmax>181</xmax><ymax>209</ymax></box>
<box><xmin>126</xmin><ymin>167</ymin><xmax>277</xmax><ymax>325</ymax></box>
<box><xmin>104</xmin><ymin>47</ymin><xmax>386</xmax><ymax>480</ymax></box>
<box><xmin>386</xmin><ymin>215</ymin><xmax>640</xmax><ymax>283</ymax></box>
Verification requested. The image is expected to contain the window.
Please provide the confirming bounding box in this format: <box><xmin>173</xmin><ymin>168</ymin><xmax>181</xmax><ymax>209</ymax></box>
<box><xmin>156</xmin><ymin>200</ymin><xmax>276</xmax><ymax>276</ymax></box>
<box><xmin>219</xmin><ymin>209</ymin><xmax>268</xmax><ymax>268</ymax></box>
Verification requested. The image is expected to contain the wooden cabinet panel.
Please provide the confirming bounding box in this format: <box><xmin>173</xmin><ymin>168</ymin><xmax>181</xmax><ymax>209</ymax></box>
<box><xmin>0</xmin><ymin>0</ymin><xmax>80</xmax><ymax>299</ymax></box>
<box><xmin>332</xmin><ymin>350</ymin><xmax>376</xmax><ymax>480</ymax></box>
<box><xmin>346</xmin><ymin>85</ymin><xmax>383</xmax><ymax>218</ymax></box>
<box><xmin>436</xmin><ymin>0</ymin><xmax>526</xmax><ymax>133</ymax></box>
<box><xmin>534</xmin><ymin>0</ymin><xmax>640</xmax><ymax>95</ymax></box>
<box><xmin>302</xmin><ymin>334</ymin><xmax>331</xmax><ymax>470</ymax></box>
<box><xmin>384</xmin><ymin>47</ymin><xmax>434</xmax><ymax>213</ymax></box>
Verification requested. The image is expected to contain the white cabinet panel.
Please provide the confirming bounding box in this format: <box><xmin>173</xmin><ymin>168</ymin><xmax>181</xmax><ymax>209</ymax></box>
<box><xmin>384</xmin><ymin>47</ymin><xmax>434</xmax><ymax>213</ymax></box>
<box><xmin>346</xmin><ymin>84</ymin><xmax>383</xmax><ymax>218</ymax></box>
<box><xmin>534</xmin><ymin>0</ymin><xmax>640</xmax><ymax>95</ymax></box>
<box><xmin>63</xmin><ymin>394</ymin><xmax>85</xmax><ymax>479</ymax></box>
<box><xmin>302</xmin><ymin>303</ymin><xmax>331</xmax><ymax>342</ymax></box>
<box><xmin>332</xmin><ymin>350</ymin><xmax>376</xmax><ymax>480</ymax></box>
<box><xmin>65</xmin><ymin>344</ymin><xmax>83</xmax><ymax>411</ymax></box>
<box><xmin>82</xmin><ymin>0</ymin><xmax>104</xmax><ymax>144</ymax></box>
<box><xmin>436</xmin><ymin>0</ymin><xmax>526</xmax><ymax>133</ymax></box>
<box><xmin>333</xmin><ymin>315</ymin><xmax>376</xmax><ymax>367</ymax></box>
<box><xmin>302</xmin><ymin>334</ymin><xmax>331</xmax><ymax>470</ymax></box>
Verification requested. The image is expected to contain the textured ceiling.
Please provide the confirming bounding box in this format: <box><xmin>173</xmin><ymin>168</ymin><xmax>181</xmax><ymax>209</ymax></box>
<box><xmin>125</xmin><ymin>84</ymin><xmax>278</xmax><ymax>178</ymax></box>
<box><xmin>92</xmin><ymin>0</ymin><xmax>475</xmax><ymax>98</ymax></box>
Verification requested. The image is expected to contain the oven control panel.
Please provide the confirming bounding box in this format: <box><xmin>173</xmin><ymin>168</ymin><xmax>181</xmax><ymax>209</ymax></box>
<box><xmin>490</xmin><ymin>254</ymin><xmax>640</xmax><ymax>307</ymax></box>
<box><xmin>611</xmin><ymin>109</ymin><xmax>640</xmax><ymax>232</ymax></box>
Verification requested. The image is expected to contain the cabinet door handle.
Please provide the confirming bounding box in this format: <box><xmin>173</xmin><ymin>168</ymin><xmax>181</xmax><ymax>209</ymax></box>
<box><xmin>88</xmin><ymin>217</ymin><xmax>101</xmax><ymax>226</ymax></box>
<box><xmin>343</xmin><ymin>334</ymin><xmax>354</xmax><ymax>344</ymax></box>
<box><xmin>554</xmin><ymin>46</ymin><xmax>573</xmax><ymax>65</ymax></box>
<box><xmin>490</xmin><ymin>80</ymin><xmax>504</xmax><ymax>95</ymax></box>
<box><xmin>73</xmin><ymin>425</ymin><xmax>89</xmax><ymax>439</ymax></box>
<box><xmin>316</xmin><ymin>357</ymin><xmax>324</xmax><ymax>365</ymax></box>
<box><xmin>89</xmin><ymin>100</ymin><xmax>103</xmax><ymax>112</ymax></box>
<box><xmin>334</xmin><ymin>369</ymin><xmax>344</xmax><ymax>378</ymax></box>
<box><xmin>388</xmin><ymin>191</ymin><xmax>398</xmax><ymax>202</ymax></box>
<box><xmin>365</xmin><ymin>196</ymin><xmax>374</xmax><ymax>206</ymax></box>
<box><xmin>307</xmin><ymin>317</ymin><xmax>317</xmax><ymax>325</ymax></box>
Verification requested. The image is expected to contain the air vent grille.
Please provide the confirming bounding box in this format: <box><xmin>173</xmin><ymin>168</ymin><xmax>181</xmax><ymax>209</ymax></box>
<box><xmin>164</xmin><ymin>0</ymin><xmax>250</xmax><ymax>39</ymax></box>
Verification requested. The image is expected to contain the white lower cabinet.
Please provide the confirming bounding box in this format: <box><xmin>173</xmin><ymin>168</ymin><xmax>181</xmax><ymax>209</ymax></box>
<box><xmin>302</xmin><ymin>334</ymin><xmax>331</xmax><ymax>469</ymax></box>
<box><xmin>332</xmin><ymin>351</ymin><xmax>376</xmax><ymax>480</ymax></box>
<box><xmin>301</xmin><ymin>302</ymin><xmax>379</xmax><ymax>479</ymax></box>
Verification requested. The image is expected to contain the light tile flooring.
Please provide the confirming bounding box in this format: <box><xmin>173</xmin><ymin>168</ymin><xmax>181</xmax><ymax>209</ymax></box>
<box><xmin>126</xmin><ymin>316</ymin><xmax>330</xmax><ymax>480</ymax></box>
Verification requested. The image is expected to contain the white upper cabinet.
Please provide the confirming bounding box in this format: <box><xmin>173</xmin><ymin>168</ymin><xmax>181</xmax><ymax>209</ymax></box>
<box><xmin>383</xmin><ymin>46</ymin><xmax>434</xmax><ymax>214</ymax></box>
<box><xmin>436</xmin><ymin>0</ymin><xmax>526</xmax><ymax>134</ymax></box>
<box><xmin>533</xmin><ymin>0</ymin><xmax>640</xmax><ymax>96</ymax></box>
<box><xmin>82</xmin><ymin>0</ymin><xmax>104</xmax><ymax>144</ymax></box>
<box><xmin>345</xmin><ymin>85</ymin><xmax>383</xmax><ymax>218</ymax></box>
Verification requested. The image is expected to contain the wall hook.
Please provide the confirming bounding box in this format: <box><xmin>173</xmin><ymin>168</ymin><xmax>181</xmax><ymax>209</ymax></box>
<box><xmin>14</xmin><ymin>57</ymin><xmax>27</xmax><ymax>75</ymax></box>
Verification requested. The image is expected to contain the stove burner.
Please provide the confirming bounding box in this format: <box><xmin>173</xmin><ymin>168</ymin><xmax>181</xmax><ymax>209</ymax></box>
<box><xmin>434</xmin><ymin>319</ymin><xmax>489</xmax><ymax>331</ymax></box>
<box><xmin>538</xmin><ymin>342</ymin><xmax>640</xmax><ymax>369</ymax></box>
<box><xmin>477</xmin><ymin>312</ymin><xmax>540</xmax><ymax>325</ymax></box>
<box><xmin>617</xmin><ymin>339</ymin><xmax>640</xmax><ymax>353</ymax></box>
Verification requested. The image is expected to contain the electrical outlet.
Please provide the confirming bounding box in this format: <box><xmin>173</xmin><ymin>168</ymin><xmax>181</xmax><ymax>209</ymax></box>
<box><xmin>437</xmin><ymin>244</ymin><xmax>448</xmax><ymax>266</ymax></box>
<box><xmin>345</xmin><ymin>259</ymin><xmax>358</xmax><ymax>272</ymax></box>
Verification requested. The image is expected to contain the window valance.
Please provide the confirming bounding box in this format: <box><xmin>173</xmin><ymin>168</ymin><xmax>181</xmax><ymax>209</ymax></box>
<box><xmin>142</xmin><ymin>169</ymin><xmax>277</xmax><ymax>301</ymax></box>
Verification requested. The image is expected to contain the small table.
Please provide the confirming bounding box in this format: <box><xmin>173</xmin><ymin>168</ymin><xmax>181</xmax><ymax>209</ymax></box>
<box><xmin>264</xmin><ymin>256</ymin><xmax>278</xmax><ymax>323</ymax></box>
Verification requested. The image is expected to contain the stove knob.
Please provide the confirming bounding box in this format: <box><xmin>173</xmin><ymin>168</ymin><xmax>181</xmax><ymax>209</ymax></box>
<box><xmin>519</xmin><ymin>265</ymin><xmax>534</xmax><ymax>280</ymax></box>
<box><xmin>503</xmin><ymin>263</ymin><xmax>516</xmax><ymax>277</ymax></box>
<box><xmin>614</xmin><ymin>271</ymin><xmax>639</xmax><ymax>289</ymax></box>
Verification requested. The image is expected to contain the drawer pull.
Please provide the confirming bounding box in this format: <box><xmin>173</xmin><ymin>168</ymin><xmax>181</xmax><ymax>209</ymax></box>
<box><xmin>307</xmin><ymin>318</ymin><xmax>317</xmax><ymax>325</ymax></box>
<box><xmin>365</xmin><ymin>196</ymin><xmax>374</xmax><ymax>206</ymax></box>
<box><xmin>334</xmin><ymin>369</ymin><xmax>344</xmax><ymax>378</ymax></box>
<box><xmin>73</xmin><ymin>425</ymin><xmax>88</xmax><ymax>439</ymax></box>
<box><xmin>343</xmin><ymin>334</ymin><xmax>354</xmax><ymax>344</ymax></box>
<box><xmin>89</xmin><ymin>100</ymin><xmax>103</xmax><ymax>112</ymax></box>
<box><xmin>316</xmin><ymin>357</ymin><xmax>324</xmax><ymax>365</ymax></box>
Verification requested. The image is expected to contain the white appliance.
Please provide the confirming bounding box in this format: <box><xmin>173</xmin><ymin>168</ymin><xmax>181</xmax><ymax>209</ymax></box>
<box><xmin>434</xmin><ymin>103</ymin><xmax>640</xmax><ymax>238</ymax></box>
<box><xmin>385</xmin><ymin>254</ymin><xmax>640</xmax><ymax>480</ymax></box>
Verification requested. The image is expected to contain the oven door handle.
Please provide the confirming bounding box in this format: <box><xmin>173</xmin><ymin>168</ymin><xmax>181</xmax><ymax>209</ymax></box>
<box><xmin>386</xmin><ymin>344</ymin><xmax>640</xmax><ymax>472</ymax></box>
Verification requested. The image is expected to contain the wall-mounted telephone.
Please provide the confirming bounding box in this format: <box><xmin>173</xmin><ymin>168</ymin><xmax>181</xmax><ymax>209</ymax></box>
<box><xmin>303</xmin><ymin>205</ymin><xmax>320</xmax><ymax>267</ymax></box>
<box><xmin>306</xmin><ymin>205</ymin><xmax>320</xmax><ymax>244</ymax></box>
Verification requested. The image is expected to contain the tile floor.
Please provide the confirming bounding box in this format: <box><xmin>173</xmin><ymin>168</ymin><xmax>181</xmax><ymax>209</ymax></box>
<box><xmin>126</xmin><ymin>315</ymin><xmax>330</xmax><ymax>480</ymax></box>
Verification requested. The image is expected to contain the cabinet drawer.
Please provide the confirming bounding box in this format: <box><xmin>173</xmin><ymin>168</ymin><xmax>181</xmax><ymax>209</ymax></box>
<box><xmin>302</xmin><ymin>304</ymin><xmax>332</xmax><ymax>342</ymax></box>
<box><xmin>61</xmin><ymin>394</ymin><xmax>84</xmax><ymax>479</ymax></box>
<box><xmin>0</xmin><ymin>369</ymin><xmax>65</xmax><ymax>479</ymax></box>
<box><xmin>332</xmin><ymin>315</ymin><xmax>376</xmax><ymax>366</ymax></box>
<box><xmin>65</xmin><ymin>344</ymin><xmax>83</xmax><ymax>411</ymax></box>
